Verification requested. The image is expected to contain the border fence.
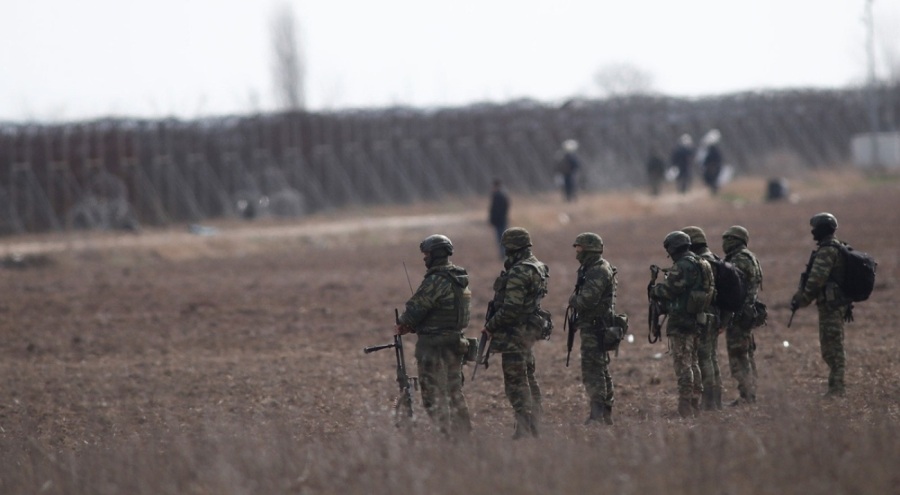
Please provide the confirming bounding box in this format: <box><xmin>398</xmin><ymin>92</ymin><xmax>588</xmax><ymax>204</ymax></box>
<box><xmin>1</xmin><ymin>85</ymin><xmax>898</xmax><ymax>234</ymax></box>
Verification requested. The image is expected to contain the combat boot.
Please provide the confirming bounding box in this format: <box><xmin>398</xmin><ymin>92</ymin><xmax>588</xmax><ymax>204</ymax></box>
<box><xmin>528</xmin><ymin>413</ymin><xmax>540</xmax><ymax>438</ymax></box>
<box><xmin>603</xmin><ymin>405</ymin><xmax>614</xmax><ymax>426</ymax></box>
<box><xmin>584</xmin><ymin>401</ymin><xmax>604</xmax><ymax>425</ymax></box>
<box><xmin>677</xmin><ymin>399</ymin><xmax>694</xmax><ymax>418</ymax></box>
<box><xmin>512</xmin><ymin>413</ymin><xmax>531</xmax><ymax>440</ymax></box>
<box><xmin>691</xmin><ymin>397</ymin><xmax>701</xmax><ymax>415</ymax></box>
<box><xmin>701</xmin><ymin>388</ymin><xmax>716</xmax><ymax>411</ymax></box>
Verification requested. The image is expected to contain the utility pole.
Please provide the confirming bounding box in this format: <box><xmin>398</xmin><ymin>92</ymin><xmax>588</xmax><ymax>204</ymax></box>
<box><xmin>864</xmin><ymin>0</ymin><xmax>881</xmax><ymax>167</ymax></box>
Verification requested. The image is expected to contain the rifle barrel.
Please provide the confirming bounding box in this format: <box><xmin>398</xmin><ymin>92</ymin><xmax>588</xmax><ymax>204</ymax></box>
<box><xmin>364</xmin><ymin>342</ymin><xmax>396</xmax><ymax>353</ymax></box>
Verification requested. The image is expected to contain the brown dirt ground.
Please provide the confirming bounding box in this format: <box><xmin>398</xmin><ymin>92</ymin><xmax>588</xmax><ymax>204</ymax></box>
<box><xmin>1</xmin><ymin>171</ymin><xmax>898</xmax><ymax>448</ymax></box>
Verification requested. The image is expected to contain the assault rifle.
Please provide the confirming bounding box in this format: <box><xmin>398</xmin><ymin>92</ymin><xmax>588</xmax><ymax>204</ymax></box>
<box><xmin>471</xmin><ymin>301</ymin><xmax>495</xmax><ymax>381</ymax></box>
<box><xmin>788</xmin><ymin>250</ymin><xmax>817</xmax><ymax>328</ymax></box>
<box><xmin>564</xmin><ymin>305</ymin><xmax>577</xmax><ymax>367</ymax></box>
<box><xmin>564</xmin><ymin>272</ymin><xmax>584</xmax><ymax>366</ymax></box>
<box><xmin>647</xmin><ymin>265</ymin><xmax>667</xmax><ymax>343</ymax></box>
<box><xmin>363</xmin><ymin>308</ymin><xmax>417</xmax><ymax>424</ymax></box>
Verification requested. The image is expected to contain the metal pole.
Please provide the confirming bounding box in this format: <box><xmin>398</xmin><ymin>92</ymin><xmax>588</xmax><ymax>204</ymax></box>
<box><xmin>865</xmin><ymin>0</ymin><xmax>881</xmax><ymax>167</ymax></box>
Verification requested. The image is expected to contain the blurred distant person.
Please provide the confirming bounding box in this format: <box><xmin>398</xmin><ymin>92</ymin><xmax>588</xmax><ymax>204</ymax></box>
<box><xmin>645</xmin><ymin>148</ymin><xmax>666</xmax><ymax>196</ymax></box>
<box><xmin>555</xmin><ymin>139</ymin><xmax>581</xmax><ymax>202</ymax></box>
<box><xmin>488</xmin><ymin>178</ymin><xmax>510</xmax><ymax>259</ymax></box>
<box><xmin>670</xmin><ymin>134</ymin><xmax>695</xmax><ymax>194</ymax></box>
<box><xmin>699</xmin><ymin>129</ymin><xmax>723</xmax><ymax>195</ymax></box>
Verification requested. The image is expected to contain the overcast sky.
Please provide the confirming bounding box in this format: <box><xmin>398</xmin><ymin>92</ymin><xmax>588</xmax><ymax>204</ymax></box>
<box><xmin>2</xmin><ymin>0</ymin><xmax>899</xmax><ymax>123</ymax></box>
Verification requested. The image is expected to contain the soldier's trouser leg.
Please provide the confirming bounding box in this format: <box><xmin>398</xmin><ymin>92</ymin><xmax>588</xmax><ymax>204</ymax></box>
<box><xmin>698</xmin><ymin>324</ymin><xmax>723</xmax><ymax>409</ymax></box>
<box><xmin>443</xmin><ymin>347</ymin><xmax>472</xmax><ymax>435</ymax></box>
<box><xmin>726</xmin><ymin>323</ymin><xmax>756</xmax><ymax>401</ymax></box>
<box><xmin>818</xmin><ymin>304</ymin><xmax>847</xmax><ymax>394</ymax></box>
<box><xmin>669</xmin><ymin>332</ymin><xmax>697</xmax><ymax>416</ymax></box>
<box><xmin>697</xmin><ymin>326</ymin><xmax>714</xmax><ymax>405</ymax></box>
<box><xmin>690</xmin><ymin>333</ymin><xmax>702</xmax><ymax>411</ymax></box>
<box><xmin>710</xmin><ymin>329</ymin><xmax>723</xmax><ymax>408</ymax></box>
<box><xmin>417</xmin><ymin>349</ymin><xmax>450</xmax><ymax>433</ymax></box>
<box><xmin>502</xmin><ymin>352</ymin><xmax>537</xmax><ymax>436</ymax></box>
<box><xmin>525</xmin><ymin>348</ymin><xmax>541</xmax><ymax>435</ymax></box>
<box><xmin>580</xmin><ymin>329</ymin><xmax>614</xmax><ymax>408</ymax></box>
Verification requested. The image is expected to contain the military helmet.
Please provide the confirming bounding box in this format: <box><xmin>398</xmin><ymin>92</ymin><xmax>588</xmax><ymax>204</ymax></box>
<box><xmin>680</xmin><ymin>226</ymin><xmax>707</xmax><ymax>245</ymax></box>
<box><xmin>722</xmin><ymin>225</ymin><xmax>750</xmax><ymax>244</ymax></box>
<box><xmin>419</xmin><ymin>234</ymin><xmax>453</xmax><ymax>255</ymax></box>
<box><xmin>663</xmin><ymin>231</ymin><xmax>691</xmax><ymax>253</ymax></box>
<box><xmin>501</xmin><ymin>227</ymin><xmax>532</xmax><ymax>250</ymax></box>
<box><xmin>573</xmin><ymin>232</ymin><xmax>603</xmax><ymax>253</ymax></box>
<box><xmin>809</xmin><ymin>212</ymin><xmax>838</xmax><ymax>230</ymax></box>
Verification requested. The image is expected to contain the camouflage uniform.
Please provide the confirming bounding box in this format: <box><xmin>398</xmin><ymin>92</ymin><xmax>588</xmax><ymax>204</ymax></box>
<box><xmin>651</xmin><ymin>231</ymin><xmax>714</xmax><ymax>418</ymax></box>
<box><xmin>398</xmin><ymin>235</ymin><xmax>473</xmax><ymax>436</ymax></box>
<box><xmin>569</xmin><ymin>233</ymin><xmax>617</xmax><ymax>424</ymax></box>
<box><xmin>723</xmin><ymin>226</ymin><xmax>763</xmax><ymax>404</ymax></box>
<box><xmin>791</xmin><ymin>213</ymin><xmax>849</xmax><ymax>396</ymax></box>
<box><xmin>485</xmin><ymin>228</ymin><xmax>550</xmax><ymax>438</ymax></box>
<box><xmin>682</xmin><ymin>226</ymin><xmax>724</xmax><ymax>410</ymax></box>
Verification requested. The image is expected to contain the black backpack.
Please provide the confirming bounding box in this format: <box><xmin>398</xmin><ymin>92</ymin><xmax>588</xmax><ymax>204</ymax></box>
<box><xmin>833</xmin><ymin>242</ymin><xmax>877</xmax><ymax>302</ymax></box>
<box><xmin>708</xmin><ymin>257</ymin><xmax>747</xmax><ymax>313</ymax></box>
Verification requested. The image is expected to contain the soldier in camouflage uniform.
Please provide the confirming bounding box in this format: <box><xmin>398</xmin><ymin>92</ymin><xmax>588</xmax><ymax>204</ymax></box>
<box><xmin>569</xmin><ymin>233</ymin><xmax>618</xmax><ymax>425</ymax></box>
<box><xmin>791</xmin><ymin>213</ymin><xmax>849</xmax><ymax>397</ymax></box>
<box><xmin>650</xmin><ymin>231</ymin><xmax>715</xmax><ymax>418</ymax></box>
<box><xmin>483</xmin><ymin>227</ymin><xmax>550</xmax><ymax>438</ymax></box>
<box><xmin>396</xmin><ymin>234</ymin><xmax>473</xmax><ymax>436</ymax></box>
<box><xmin>682</xmin><ymin>226</ymin><xmax>724</xmax><ymax>410</ymax></box>
<box><xmin>722</xmin><ymin>225</ymin><xmax>763</xmax><ymax>405</ymax></box>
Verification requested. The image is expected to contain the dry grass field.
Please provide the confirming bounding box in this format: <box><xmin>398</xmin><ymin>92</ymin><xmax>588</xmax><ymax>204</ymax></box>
<box><xmin>1</xmin><ymin>171</ymin><xmax>898</xmax><ymax>494</ymax></box>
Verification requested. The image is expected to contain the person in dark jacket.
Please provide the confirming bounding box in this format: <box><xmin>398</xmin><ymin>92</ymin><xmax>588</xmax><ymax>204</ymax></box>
<box><xmin>488</xmin><ymin>179</ymin><xmax>510</xmax><ymax>259</ymax></box>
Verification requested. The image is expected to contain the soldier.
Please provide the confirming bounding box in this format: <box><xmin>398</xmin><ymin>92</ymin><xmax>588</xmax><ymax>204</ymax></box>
<box><xmin>790</xmin><ymin>213</ymin><xmax>849</xmax><ymax>397</ymax></box>
<box><xmin>722</xmin><ymin>225</ymin><xmax>764</xmax><ymax>405</ymax></box>
<box><xmin>682</xmin><ymin>226</ymin><xmax>724</xmax><ymax>410</ymax></box>
<box><xmin>483</xmin><ymin>227</ymin><xmax>550</xmax><ymax>438</ymax></box>
<box><xmin>650</xmin><ymin>231</ymin><xmax>714</xmax><ymax>418</ymax></box>
<box><xmin>568</xmin><ymin>233</ymin><xmax>618</xmax><ymax>425</ymax></box>
<box><xmin>396</xmin><ymin>234</ymin><xmax>473</xmax><ymax>437</ymax></box>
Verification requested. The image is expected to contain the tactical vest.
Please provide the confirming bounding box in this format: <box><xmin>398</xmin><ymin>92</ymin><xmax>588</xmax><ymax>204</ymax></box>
<box><xmin>490</xmin><ymin>258</ymin><xmax>548</xmax><ymax>325</ymax></box>
<box><xmin>574</xmin><ymin>258</ymin><xmax>616</xmax><ymax>326</ymax></box>
<box><xmin>421</xmin><ymin>269</ymin><xmax>472</xmax><ymax>332</ymax></box>
<box><xmin>672</xmin><ymin>253</ymin><xmax>714</xmax><ymax>315</ymax></box>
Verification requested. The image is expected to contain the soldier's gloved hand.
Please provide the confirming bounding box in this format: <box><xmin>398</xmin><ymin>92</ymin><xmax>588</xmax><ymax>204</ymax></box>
<box><xmin>790</xmin><ymin>298</ymin><xmax>800</xmax><ymax>312</ymax></box>
<box><xmin>395</xmin><ymin>324</ymin><xmax>413</xmax><ymax>336</ymax></box>
<box><xmin>482</xmin><ymin>327</ymin><xmax>492</xmax><ymax>337</ymax></box>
